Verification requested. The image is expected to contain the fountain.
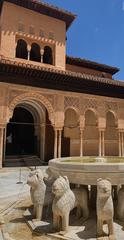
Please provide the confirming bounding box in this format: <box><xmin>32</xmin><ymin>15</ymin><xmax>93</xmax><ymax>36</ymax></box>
<box><xmin>23</xmin><ymin>158</ymin><xmax>124</xmax><ymax>239</ymax></box>
<box><xmin>49</xmin><ymin>156</ymin><xmax>124</xmax><ymax>185</ymax></box>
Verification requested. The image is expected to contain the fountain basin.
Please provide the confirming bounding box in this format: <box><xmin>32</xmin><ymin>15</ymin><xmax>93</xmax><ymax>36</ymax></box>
<box><xmin>49</xmin><ymin>157</ymin><xmax>124</xmax><ymax>185</ymax></box>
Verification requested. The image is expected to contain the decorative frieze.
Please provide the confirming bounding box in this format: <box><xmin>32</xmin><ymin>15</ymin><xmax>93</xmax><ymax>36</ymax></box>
<box><xmin>64</xmin><ymin>96</ymin><xmax>80</xmax><ymax>111</ymax></box>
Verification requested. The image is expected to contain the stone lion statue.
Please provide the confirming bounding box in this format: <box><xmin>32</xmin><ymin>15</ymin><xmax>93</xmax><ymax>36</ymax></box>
<box><xmin>117</xmin><ymin>185</ymin><xmax>124</xmax><ymax>221</ymax></box>
<box><xmin>27</xmin><ymin>169</ymin><xmax>46</xmax><ymax>221</ymax></box>
<box><xmin>96</xmin><ymin>178</ymin><xmax>115</xmax><ymax>240</ymax></box>
<box><xmin>52</xmin><ymin>176</ymin><xmax>89</xmax><ymax>232</ymax></box>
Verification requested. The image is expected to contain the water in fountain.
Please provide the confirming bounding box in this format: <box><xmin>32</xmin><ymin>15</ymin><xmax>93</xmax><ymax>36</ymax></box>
<box><xmin>95</xmin><ymin>157</ymin><xmax>107</xmax><ymax>163</ymax></box>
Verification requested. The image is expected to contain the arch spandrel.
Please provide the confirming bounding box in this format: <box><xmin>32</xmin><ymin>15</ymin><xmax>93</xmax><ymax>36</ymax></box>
<box><xmin>8</xmin><ymin>92</ymin><xmax>55</xmax><ymax>125</ymax></box>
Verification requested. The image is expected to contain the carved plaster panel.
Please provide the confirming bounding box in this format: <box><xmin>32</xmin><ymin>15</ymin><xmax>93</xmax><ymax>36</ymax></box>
<box><xmin>81</xmin><ymin>98</ymin><xmax>98</xmax><ymax>114</ymax></box>
<box><xmin>9</xmin><ymin>90</ymin><xmax>26</xmax><ymax>103</ymax></box>
<box><xmin>42</xmin><ymin>94</ymin><xmax>55</xmax><ymax>108</ymax></box>
<box><xmin>64</xmin><ymin>96</ymin><xmax>80</xmax><ymax>112</ymax></box>
<box><xmin>105</xmin><ymin>101</ymin><xmax>118</xmax><ymax>113</ymax></box>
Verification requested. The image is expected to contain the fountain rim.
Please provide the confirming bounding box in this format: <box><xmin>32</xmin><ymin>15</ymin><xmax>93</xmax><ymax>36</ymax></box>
<box><xmin>49</xmin><ymin>156</ymin><xmax>124</xmax><ymax>166</ymax></box>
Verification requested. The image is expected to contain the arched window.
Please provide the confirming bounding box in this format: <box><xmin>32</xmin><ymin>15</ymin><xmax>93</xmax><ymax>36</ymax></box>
<box><xmin>43</xmin><ymin>46</ymin><xmax>53</xmax><ymax>65</ymax></box>
<box><xmin>84</xmin><ymin>109</ymin><xmax>99</xmax><ymax>156</ymax></box>
<box><xmin>30</xmin><ymin>43</ymin><xmax>41</xmax><ymax>62</ymax></box>
<box><xmin>16</xmin><ymin>39</ymin><xmax>28</xmax><ymax>59</ymax></box>
<box><xmin>105</xmin><ymin>111</ymin><xmax>118</xmax><ymax>156</ymax></box>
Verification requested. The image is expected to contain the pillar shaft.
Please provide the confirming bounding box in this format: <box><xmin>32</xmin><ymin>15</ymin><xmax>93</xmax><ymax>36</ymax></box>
<box><xmin>0</xmin><ymin>128</ymin><xmax>4</xmax><ymax>168</ymax></box>
<box><xmin>58</xmin><ymin>130</ymin><xmax>62</xmax><ymax>158</ymax></box>
<box><xmin>80</xmin><ymin>129</ymin><xmax>83</xmax><ymax>157</ymax></box>
<box><xmin>122</xmin><ymin>132</ymin><xmax>124</xmax><ymax>156</ymax></box>
<box><xmin>27</xmin><ymin>45</ymin><xmax>31</xmax><ymax>60</ymax></box>
<box><xmin>119</xmin><ymin>132</ymin><xmax>122</xmax><ymax>157</ymax></box>
<box><xmin>102</xmin><ymin>131</ymin><xmax>105</xmax><ymax>157</ymax></box>
<box><xmin>99</xmin><ymin>129</ymin><xmax>105</xmax><ymax>157</ymax></box>
<box><xmin>99</xmin><ymin>131</ymin><xmax>102</xmax><ymax>157</ymax></box>
<box><xmin>54</xmin><ymin>129</ymin><xmax>58</xmax><ymax>159</ymax></box>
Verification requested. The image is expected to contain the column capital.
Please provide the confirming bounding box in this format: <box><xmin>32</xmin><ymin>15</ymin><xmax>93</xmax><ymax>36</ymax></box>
<box><xmin>27</xmin><ymin>44</ymin><xmax>31</xmax><ymax>52</ymax></box>
<box><xmin>80</xmin><ymin>128</ymin><xmax>84</xmax><ymax>132</ymax></box>
<box><xmin>98</xmin><ymin>128</ymin><xmax>105</xmax><ymax>132</ymax></box>
<box><xmin>117</xmin><ymin>128</ymin><xmax>124</xmax><ymax>133</ymax></box>
<box><xmin>54</xmin><ymin>126</ymin><xmax>63</xmax><ymax>131</ymax></box>
<box><xmin>40</xmin><ymin>47</ymin><xmax>44</xmax><ymax>55</ymax></box>
<box><xmin>0</xmin><ymin>123</ymin><xmax>6</xmax><ymax>129</ymax></box>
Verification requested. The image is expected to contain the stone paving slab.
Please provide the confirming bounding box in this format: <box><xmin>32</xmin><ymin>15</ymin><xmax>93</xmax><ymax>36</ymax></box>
<box><xmin>24</xmin><ymin>209</ymin><xmax>124</xmax><ymax>240</ymax></box>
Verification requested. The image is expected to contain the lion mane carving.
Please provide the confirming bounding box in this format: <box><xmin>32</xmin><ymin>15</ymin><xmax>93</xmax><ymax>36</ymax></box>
<box><xmin>27</xmin><ymin>169</ymin><xmax>46</xmax><ymax>221</ymax></box>
<box><xmin>52</xmin><ymin>176</ymin><xmax>89</xmax><ymax>232</ymax></box>
<box><xmin>97</xmin><ymin>178</ymin><xmax>115</xmax><ymax>240</ymax></box>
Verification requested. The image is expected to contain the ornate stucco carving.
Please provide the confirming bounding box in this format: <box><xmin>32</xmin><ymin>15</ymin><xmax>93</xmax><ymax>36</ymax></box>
<box><xmin>64</xmin><ymin>96</ymin><xmax>80</xmax><ymax>113</ymax></box>
<box><xmin>81</xmin><ymin>98</ymin><xmax>98</xmax><ymax>115</ymax></box>
<box><xmin>105</xmin><ymin>101</ymin><xmax>118</xmax><ymax>113</ymax></box>
<box><xmin>8</xmin><ymin>92</ymin><xmax>55</xmax><ymax>124</ymax></box>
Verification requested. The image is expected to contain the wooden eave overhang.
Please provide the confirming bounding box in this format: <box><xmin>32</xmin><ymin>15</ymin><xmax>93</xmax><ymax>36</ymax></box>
<box><xmin>0</xmin><ymin>57</ymin><xmax>124</xmax><ymax>99</ymax></box>
<box><xmin>0</xmin><ymin>0</ymin><xmax>76</xmax><ymax>30</ymax></box>
<box><xmin>66</xmin><ymin>56</ymin><xmax>119</xmax><ymax>75</ymax></box>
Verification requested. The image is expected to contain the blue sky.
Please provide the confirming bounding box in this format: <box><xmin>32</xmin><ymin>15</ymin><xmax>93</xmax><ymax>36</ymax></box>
<box><xmin>45</xmin><ymin>0</ymin><xmax>124</xmax><ymax>80</ymax></box>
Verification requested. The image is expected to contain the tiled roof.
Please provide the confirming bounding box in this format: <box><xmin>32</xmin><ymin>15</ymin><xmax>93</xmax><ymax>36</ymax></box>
<box><xmin>0</xmin><ymin>0</ymin><xmax>76</xmax><ymax>30</ymax></box>
<box><xmin>66</xmin><ymin>56</ymin><xmax>119</xmax><ymax>75</ymax></box>
<box><xmin>0</xmin><ymin>56</ymin><xmax>123</xmax><ymax>87</ymax></box>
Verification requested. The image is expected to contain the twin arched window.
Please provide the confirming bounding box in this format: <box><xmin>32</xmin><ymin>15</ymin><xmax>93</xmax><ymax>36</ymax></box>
<box><xmin>16</xmin><ymin>39</ymin><xmax>53</xmax><ymax>65</ymax></box>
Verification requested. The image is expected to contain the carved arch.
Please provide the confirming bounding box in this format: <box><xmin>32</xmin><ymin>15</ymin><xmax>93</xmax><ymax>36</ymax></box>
<box><xmin>84</xmin><ymin>107</ymin><xmax>98</xmax><ymax>119</ymax></box>
<box><xmin>106</xmin><ymin>110</ymin><xmax>118</xmax><ymax>127</ymax></box>
<box><xmin>8</xmin><ymin>92</ymin><xmax>55</xmax><ymax>124</ymax></box>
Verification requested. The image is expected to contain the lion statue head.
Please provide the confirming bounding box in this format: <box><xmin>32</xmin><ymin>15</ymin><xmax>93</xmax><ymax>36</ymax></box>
<box><xmin>52</xmin><ymin>176</ymin><xmax>70</xmax><ymax>197</ymax></box>
<box><xmin>27</xmin><ymin>169</ymin><xmax>44</xmax><ymax>189</ymax></box>
<box><xmin>97</xmin><ymin>178</ymin><xmax>112</xmax><ymax>198</ymax></box>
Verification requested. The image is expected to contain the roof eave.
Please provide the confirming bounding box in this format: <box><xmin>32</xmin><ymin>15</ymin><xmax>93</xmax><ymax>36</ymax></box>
<box><xmin>66</xmin><ymin>56</ymin><xmax>120</xmax><ymax>75</ymax></box>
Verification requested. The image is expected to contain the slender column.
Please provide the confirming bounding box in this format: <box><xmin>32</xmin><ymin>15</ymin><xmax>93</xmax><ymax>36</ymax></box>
<box><xmin>99</xmin><ymin>130</ymin><xmax>102</xmax><ymax>157</ymax></box>
<box><xmin>27</xmin><ymin>45</ymin><xmax>31</xmax><ymax>60</ymax></box>
<box><xmin>3</xmin><ymin>127</ymin><xmax>6</xmax><ymax>162</ymax></box>
<box><xmin>119</xmin><ymin>131</ymin><xmax>122</xmax><ymax>157</ymax></box>
<box><xmin>0</xmin><ymin>128</ymin><xmax>4</xmax><ymax>168</ymax></box>
<box><xmin>58</xmin><ymin>129</ymin><xmax>62</xmax><ymax>158</ymax></box>
<box><xmin>54</xmin><ymin>129</ymin><xmax>58</xmax><ymax>159</ymax></box>
<box><xmin>40</xmin><ymin>48</ymin><xmax>44</xmax><ymax>63</ymax></box>
<box><xmin>80</xmin><ymin>129</ymin><xmax>84</xmax><ymax>157</ymax></box>
<box><xmin>122</xmin><ymin>132</ymin><xmax>124</xmax><ymax>157</ymax></box>
<box><xmin>102</xmin><ymin>130</ymin><xmax>105</xmax><ymax>157</ymax></box>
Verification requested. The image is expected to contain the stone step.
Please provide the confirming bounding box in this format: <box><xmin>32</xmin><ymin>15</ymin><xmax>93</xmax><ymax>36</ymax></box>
<box><xmin>4</xmin><ymin>155</ymin><xmax>44</xmax><ymax>167</ymax></box>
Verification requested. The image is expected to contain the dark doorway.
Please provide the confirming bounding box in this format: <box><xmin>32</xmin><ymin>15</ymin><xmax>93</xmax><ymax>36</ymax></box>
<box><xmin>6</xmin><ymin>107</ymin><xmax>36</xmax><ymax>156</ymax></box>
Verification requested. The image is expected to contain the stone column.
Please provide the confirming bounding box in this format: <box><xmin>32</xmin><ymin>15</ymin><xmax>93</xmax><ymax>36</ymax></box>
<box><xmin>40</xmin><ymin>48</ymin><xmax>44</xmax><ymax>63</ymax></box>
<box><xmin>58</xmin><ymin>129</ymin><xmax>62</xmax><ymax>158</ymax></box>
<box><xmin>27</xmin><ymin>45</ymin><xmax>31</xmax><ymax>60</ymax></box>
<box><xmin>3</xmin><ymin>126</ymin><xmax>7</xmax><ymax>162</ymax></box>
<box><xmin>99</xmin><ymin>129</ymin><xmax>105</xmax><ymax>157</ymax></box>
<box><xmin>102</xmin><ymin>130</ymin><xmax>105</xmax><ymax>157</ymax></box>
<box><xmin>122</xmin><ymin>132</ymin><xmax>124</xmax><ymax>157</ymax></box>
<box><xmin>119</xmin><ymin>131</ymin><xmax>122</xmax><ymax>157</ymax></box>
<box><xmin>54</xmin><ymin>129</ymin><xmax>58</xmax><ymax>159</ymax></box>
<box><xmin>80</xmin><ymin>129</ymin><xmax>84</xmax><ymax>157</ymax></box>
<box><xmin>0</xmin><ymin>128</ymin><xmax>4</xmax><ymax>168</ymax></box>
<box><xmin>99</xmin><ymin>130</ymin><xmax>102</xmax><ymax>157</ymax></box>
